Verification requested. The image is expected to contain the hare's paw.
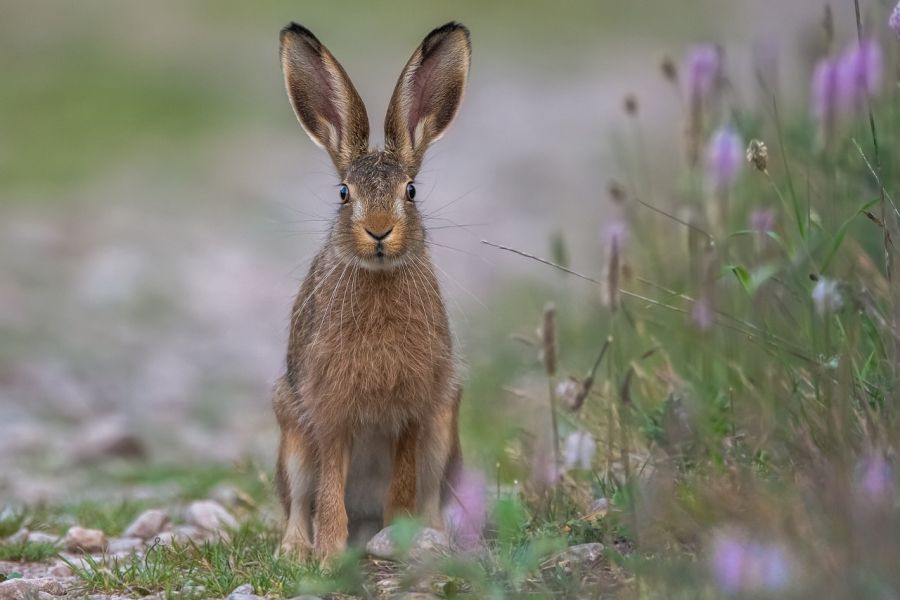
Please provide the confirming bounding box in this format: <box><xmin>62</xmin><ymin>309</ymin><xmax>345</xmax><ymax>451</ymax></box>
<box><xmin>278</xmin><ymin>532</ymin><xmax>313</xmax><ymax>561</ymax></box>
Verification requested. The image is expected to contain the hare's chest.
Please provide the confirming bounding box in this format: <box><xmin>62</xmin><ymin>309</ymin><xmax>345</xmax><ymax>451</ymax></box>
<box><xmin>309</xmin><ymin>287</ymin><xmax>449</xmax><ymax>412</ymax></box>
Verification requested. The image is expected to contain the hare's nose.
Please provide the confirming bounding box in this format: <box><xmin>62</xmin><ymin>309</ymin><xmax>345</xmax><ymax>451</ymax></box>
<box><xmin>365</xmin><ymin>226</ymin><xmax>394</xmax><ymax>242</ymax></box>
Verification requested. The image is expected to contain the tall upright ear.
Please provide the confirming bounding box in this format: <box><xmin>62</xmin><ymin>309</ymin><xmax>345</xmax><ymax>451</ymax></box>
<box><xmin>384</xmin><ymin>22</ymin><xmax>471</xmax><ymax>173</ymax></box>
<box><xmin>280</xmin><ymin>23</ymin><xmax>369</xmax><ymax>176</ymax></box>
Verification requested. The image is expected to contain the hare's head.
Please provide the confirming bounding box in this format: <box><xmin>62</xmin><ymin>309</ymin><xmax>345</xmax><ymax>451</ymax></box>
<box><xmin>280</xmin><ymin>22</ymin><xmax>470</xmax><ymax>271</ymax></box>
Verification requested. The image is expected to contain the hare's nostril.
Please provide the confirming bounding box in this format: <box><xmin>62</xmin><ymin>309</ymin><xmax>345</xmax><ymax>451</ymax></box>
<box><xmin>365</xmin><ymin>227</ymin><xmax>393</xmax><ymax>242</ymax></box>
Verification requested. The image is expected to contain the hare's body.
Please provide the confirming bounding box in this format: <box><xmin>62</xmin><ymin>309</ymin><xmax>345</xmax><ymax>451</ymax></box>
<box><xmin>273</xmin><ymin>22</ymin><xmax>471</xmax><ymax>559</ymax></box>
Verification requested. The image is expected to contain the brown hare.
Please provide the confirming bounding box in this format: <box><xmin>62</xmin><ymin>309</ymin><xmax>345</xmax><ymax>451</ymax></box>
<box><xmin>273</xmin><ymin>22</ymin><xmax>471</xmax><ymax>560</ymax></box>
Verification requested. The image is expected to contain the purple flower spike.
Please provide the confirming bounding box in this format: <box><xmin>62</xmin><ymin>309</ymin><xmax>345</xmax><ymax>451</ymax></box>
<box><xmin>711</xmin><ymin>536</ymin><xmax>746</xmax><ymax>594</ymax></box>
<box><xmin>749</xmin><ymin>209</ymin><xmax>776</xmax><ymax>235</ymax></box>
<box><xmin>446</xmin><ymin>468</ymin><xmax>488</xmax><ymax>552</ymax></box>
<box><xmin>858</xmin><ymin>454</ymin><xmax>894</xmax><ymax>505</ymax></box>
<box><xmin>837</xmin><ymin>39</ymin><xmax>883</xmax><ymax>112</ymax></box>
<box><xmin>685</xmin><ymin>45</ymin><xmax>722</xmax><ymax>100</ymax></box>
<box><xmin>890</xmin><ymin>2</ymin><xmax>900</xmax><ymax>37</ymax></box>
<box><xmin>706</xmin><ymin>127</ymin><xmax>744</xmax><ymax>193</ymax></box>
<box><xmin>812</xmin><ymin>57</ymin><xmax>839</xmax><ymax>123</ymax></box>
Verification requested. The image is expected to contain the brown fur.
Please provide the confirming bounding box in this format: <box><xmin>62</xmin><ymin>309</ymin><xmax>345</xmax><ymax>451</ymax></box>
<box><xmin>274</xmin><ymin>22</ymin><xmax>471</xmax><ymax>560</ymax></box>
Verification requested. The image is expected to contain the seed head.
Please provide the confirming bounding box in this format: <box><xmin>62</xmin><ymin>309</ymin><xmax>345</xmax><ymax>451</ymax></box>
<box><xmin>623</xmin><ymin>94</ymin><xmax>639</xmax><ymax>116</ymax></box>
<box><xmin>541</xmin><ymin>304</ymin><xmax>557</xmax><ymax>376</ymax></box>
<box><xmin>660</xmin><ymin>56</ymin><xmax>678</xmax><ymax>84</ymax></box>
<box><xmin>746</xmin><ymin>139</ymin><xmax>768</xmax><ymax>173</ymax></box>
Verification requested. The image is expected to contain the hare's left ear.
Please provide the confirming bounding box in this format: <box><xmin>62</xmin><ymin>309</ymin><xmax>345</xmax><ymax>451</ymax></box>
<box><xmin>384</xmin><ymin>22</ymin><xmax>471</xmax><ymax>173</ymax></box>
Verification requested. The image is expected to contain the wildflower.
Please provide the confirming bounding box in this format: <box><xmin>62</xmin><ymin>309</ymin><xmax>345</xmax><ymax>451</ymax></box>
<box><xmin>692</xmin><ymin>295</ymin><xmax>714</xmax><ymax>331</ymax></box>
<box><xmin>811</xmin><ymin>277</ymin><xmax>843</xmax><ymax>316</ymax></box>
<box><xmin>685</xmin><ymin>45</ymin><xmax>722</xmax><ymax>100</ymax></box>
<box><xmin>858</xmin><ymin>453</ymin><xmax>894</xmax><ymax>505</ymax></box>
<box><xmin>446</xmin><ymin>468</ymin><xmax>488</xmax><ymax>552</ymax></box>
<box><xmin>684</xmin><ymin>45</ymin><xmax>722</xmax><ymax>167</ymax></box>
<box><xmin>706</xmin><ymin>127</ymin><xmax>744</xmax><ymax>193</ymax></box>
<box><xmin>555</xmin><ymin>377</ymin><xmax>581</xmax><ymax>411</ymax></box>
<box><xmin>837</xmin><ymin>39</ymin><xmax>883</xmax><ymax>112</ymax></box>
<box><xmin>749</xmin><ymin>209</ymin><xmax>776</xmax><ymax>235</ymax></box>
<box><xmin>746</xmin><ymin>139</ymin><xmax>768</xmax><ymax>173</ymax></box>
<box><xmin>563</xmin><ymin>431</ymin><xmax>596</xmax><ymax>471</ymax></box>
<box><xmin>891</xmin><ymin>2</ymin><xmax>900</xmax><ymax>36</ymax></box>
<box><xmin>811</xmin><ymin>57</ymin><xmax>839</xmax><ymax>148</ymax></box>
<box><xmin>710</xmin><ymin>532</ymin><xmax>792</xmax><ymax>595</ymax></box>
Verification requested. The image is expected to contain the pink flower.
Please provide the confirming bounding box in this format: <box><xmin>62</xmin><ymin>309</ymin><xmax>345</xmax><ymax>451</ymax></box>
<box><xmin>446</xmin><ymin>468</ymin><xmax>488</xmax><ymax>552</ymax></box>
<box><xmin>692</xmin><ymin>295</ymin><xmax>714</xmax><ymax>331</ymax></box>
<box><xmin>837</xmin><ymin>39</ymin><xmax>883</xmax><ymax>112</ymax></box>
<box><xmin>891</xmin><ymin>2</ymin><xmax>900</xmax><ymax>36</ymax></box>
<box><xmin>601</xmin><ymin>219</ymin><xmax>629</xmax><ymax>254</ymax></box>
<box><xmin>710</xmin><ymin>532</ymin><xmax>791</xmax><ymax>595</ymax></box>
<box><xmin>749</xmin><ymin>209</ymin><xmax>776</xmax><ymax>235</ymax></box>
<box><xmin>685</xmin><ymin>45</ymin><xmax>722</xmax><ymax>101</ymax></box>
<box><xmin>858</xmin><ymin>454</ymin><xmax>894</xmax><ymax>505</ymax></box>
<box><xmin>705</xmin><ymin>127</ymin><xmax>744</xmax><ymax>193</ymax></box>
<box><xmin>812</xmin><ymin>57</ymin><xmax>839</xmax><ymax>123</ymax></box>
<box><xmin>563</xmin><ymin>431</ymin><xmax>596</xmax><ymax>471</ymax></box>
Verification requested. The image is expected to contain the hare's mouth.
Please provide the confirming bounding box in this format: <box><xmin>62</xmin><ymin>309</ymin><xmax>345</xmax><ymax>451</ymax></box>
<box><xmin>358</xmin><ymin>252</ymin><xmax>407</xmax><ymax>272</ymax></box>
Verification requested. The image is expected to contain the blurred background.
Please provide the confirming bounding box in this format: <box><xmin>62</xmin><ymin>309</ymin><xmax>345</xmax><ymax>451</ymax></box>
<box><xmin>0</xmin><ymin>0</ymin><xmax>859</xmax><ymax>503</ymax></box>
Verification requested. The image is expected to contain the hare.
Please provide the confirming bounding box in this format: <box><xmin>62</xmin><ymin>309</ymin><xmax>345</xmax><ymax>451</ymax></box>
<box><xmin>272</xmin><ymin>22</ymin><xmax>471</xmax><ymax>560</ymax></box>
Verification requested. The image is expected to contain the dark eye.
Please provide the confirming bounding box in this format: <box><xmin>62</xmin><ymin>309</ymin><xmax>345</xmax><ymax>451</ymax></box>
<box><xmin>406</xmin><ymin>182</ymin><xmax>416</xmax><ymax>201</ymax></box>
<box><xmin>339</xmin><ymin>184</ymin><xmax>349</xmax><ymax>203</ymax></box>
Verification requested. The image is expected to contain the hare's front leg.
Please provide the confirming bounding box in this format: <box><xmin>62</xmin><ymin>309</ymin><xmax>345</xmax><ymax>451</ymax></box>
<box><xmin>384</xmin><ymin>423</ymin><xmax>419</xmax><ymax>526</ymax></box>
<box><xmin>276</xmin><ymin>426</ymin><xmax>315</xmax><ymax>559</ymax></box>
<box><xmin>313</xmin><ymin>426</ymin><xmax>351</xmax><ymax>560</ymax></box>
<box><xmin>417</xmin><ymin>402</ymin><xmax>458</xmax><ymax>530</ymax></box>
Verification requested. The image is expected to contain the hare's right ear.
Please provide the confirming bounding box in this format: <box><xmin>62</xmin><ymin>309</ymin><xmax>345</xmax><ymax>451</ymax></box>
<box><xmin>280</xmin><ymin>23</ymin><xmax>369</xmax><ymax>176</ymax></box>
<box><xmin>384</xmin><ymin>23</ymin><xmax>471</xmax><ymax>173</ymax></box>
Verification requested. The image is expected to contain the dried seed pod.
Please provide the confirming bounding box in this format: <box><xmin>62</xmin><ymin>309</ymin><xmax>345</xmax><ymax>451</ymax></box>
<box><xmin>542</xmin><ymin>304</ymin><xmax>557</xmax><ymax>376</ymax></box>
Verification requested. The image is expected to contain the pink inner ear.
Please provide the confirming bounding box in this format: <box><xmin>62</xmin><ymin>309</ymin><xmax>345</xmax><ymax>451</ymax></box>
<box><xmin>406</xmin><ymin>57</ymin><xmax>440</xmax><ymax>143</ymax></box>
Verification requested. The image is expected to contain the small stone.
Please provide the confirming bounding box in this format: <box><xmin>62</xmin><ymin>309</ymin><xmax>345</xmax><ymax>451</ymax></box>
<box><xmin>286</xmin><ymin>597</ymin><xmax>325</xmax><ymax>600</ymax></box>
<box><xmin>227</xmin><ymin>594</ymin><xmax>263</xmax><ymax>600</ymax></box>
<box><xmin>0</xmin><ymin>578</ymin><xmax>67</xmax><ymax>600</ymax></box>
<box><xmin>26</xmin><ymin>531</ymin><xmax>61</xmax><ymax>546</ymax></box>
<box><xmin>0</xmin><ymin>579</ymin><xmax>37</xmax><ymax>600</ymax></box>
<box><xmin>549</xmin><ymin>542</ymin><xmax>605</xmax><ymax>572</ymax></box>
<box><xmin>122</xmin><ymin>509</ymin><xmax>169</xmax><ymax>540</ymax></box>
<box><xmin>229</xmin><ymin>584</ymin><xmax>253</xmax><ymax>596</ymax></box>
<box><xmin>106</xmin><ymin>537</ymin><xmax>144</xmax><ymax>554</ymax></box>
<box><xmin>366</xmin><ymin>526</ymin><xmax>449</xmax><ymax>562</ymax></box>
<box><xmin>155</xmin><ymin>525</ymin><xmax>207</xmax><ymax>546</ymax></box>
<box><xmin>72</xmin><ymin>416</ymin><xmax>146</xmax><ymax>464</ymax></box>
<box><xmin>48</xmin><ymin>562</ymin><xmax>72</xmax><ymax>577</ymax></box>
<box><xmin>63</xmin><ymin>526</ymin><xmax>108</xmax><ymax>553</ymax></box>
<box><xmin>184</xmin><ymin>501</ymin><xmax>237</xmax><ymax>534</ymax></box>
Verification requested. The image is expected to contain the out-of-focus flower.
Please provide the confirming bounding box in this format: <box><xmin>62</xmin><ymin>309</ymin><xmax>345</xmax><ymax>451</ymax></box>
<box><xmin>684</xmin><ymin>45</ymin><xmax>722</xmax><ymax>168</ymax></box>
<box><xmin>563</xmin><ymin>431</ymin><xmax>596</xmax><ymax>471</ymax></box>
<box><xmin>891</xmin><ymin>2</ymin><xmax>900</xmax><ymax>36</ymax></box>
<box><xmin>749</xmin><ymin>209</ymin><xmax>776</xmax><ymax>235</ymax></box>
<box><xmin>446</xmin><ymin>468</ymin><xmax>488</xmax><ymax>552</ymax></box>
<box><xmin>706</xmin><ymin>127</ymin><xmax>744</xmax><ymax>193</ymax></box>
<box><xmin>812</xmin><ymin>57</ymin><xmax>839</xmax><ymax>147</ymax></box>
<box><xmin>837</xmin><ymin>39</ymin><xmax>883</xmax><ymax>112</ymax></box>
<box><xmin>710</xmin><ymin>532</ymin><xmax>792</xmax><ymax>595</ymax></box>
<box><xmin>692</xmin><ymin>295</ymin><xmax>714</xmax><ymax>331</ymax></box>
<box><xmin>685</xmin><ymin>45</ymin><xmax>722</xmax><ymax>100</ymax></box>
<box><xmin>602</xmin><ymin>218</ymin><xmax>629</xmax><ymax>255</ymax></box>
<box><xmin>746</xmin><ymin>139</ymin><xmax>768</xmax><ymax>173</ymax></box>
<box><xmin>857</xmin><ymin>453</ymin><xmax>894</xmax><ymax>505</ymax></box>
<box><xmin>811</xmin><ymin>278</ymin><xmax>843</xmax><ymax>316</ymax></box>
<box><xmin>555</xmin><ymin>377</ymin><xmax>581</xmax><ymax>411</ymax></box>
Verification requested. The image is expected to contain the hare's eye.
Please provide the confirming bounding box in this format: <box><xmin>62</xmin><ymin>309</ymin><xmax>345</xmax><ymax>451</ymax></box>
<box><xmin>406</xmin><ymin>182</ymin><xmax>416</xmax><ymax>201</ymax></box>
<box><xmin>339</xmin><ymin>184</ymin><xmax>349</xmax><ymax>203</ymax></box>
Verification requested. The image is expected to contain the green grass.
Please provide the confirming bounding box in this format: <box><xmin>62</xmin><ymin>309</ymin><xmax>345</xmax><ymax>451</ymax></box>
<box><xmin>0</xmin><ymin>540</ymin><xmax>58</xmax><ymax>563</ymax></box>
